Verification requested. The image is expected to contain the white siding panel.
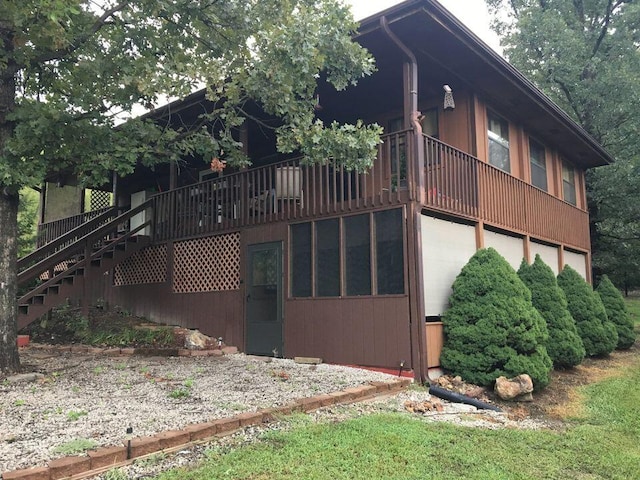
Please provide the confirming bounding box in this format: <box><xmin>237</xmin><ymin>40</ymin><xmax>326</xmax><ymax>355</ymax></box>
<box><xmin>421</xmin><ymin>215</ymin><xmax>477</xmax><ymax>316</ymax></box>
<box><xmin>484</xmin><ymin>230</ymin><xmax>525</xmax><ymax>270</ymax></box>
<box><xmin>564</xmin><ymin>250</ymin><xmax>587</xmax><ymax>279</ymax></box>
<box><xmin>530</xmin><ymin>241</ymin><xmax>559</xmax><ymax>275</ymax></box>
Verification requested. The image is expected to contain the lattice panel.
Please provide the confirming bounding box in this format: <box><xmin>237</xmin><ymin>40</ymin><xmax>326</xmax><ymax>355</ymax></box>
<box><xmin>89</xmin><ymin>190</ymin><xmax>113</xmax><ymax>211</ymax></box>
<box><xmin>113</xmin><ymin>245</ymin><xmax>167</xmax><ymax>286</ymax></box>
<box><xmin>173</xmin><ymin>233</ymin><xmax>240</xmax><ymax>293</ymax></box>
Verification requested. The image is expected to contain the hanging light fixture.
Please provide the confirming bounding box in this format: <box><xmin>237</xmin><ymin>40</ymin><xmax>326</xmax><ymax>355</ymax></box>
<box><xmin>443</xmin><ymin>84</ymin><xmax>455</xmax><ymax>111</ymax></box>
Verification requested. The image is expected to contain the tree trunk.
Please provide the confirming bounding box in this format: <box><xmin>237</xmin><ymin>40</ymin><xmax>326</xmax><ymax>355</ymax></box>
<box><xmin>0</xmin><ymin>28</ymin><xmax>20</xmax><ymax>374</ymax></box>
<box><xmin>0</xmin><ymin>192</ymin><xmax>20</xmax><ymax>373</ymax></box>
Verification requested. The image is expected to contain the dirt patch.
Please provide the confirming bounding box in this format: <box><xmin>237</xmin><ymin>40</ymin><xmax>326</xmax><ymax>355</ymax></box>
<box><xmin>496</xmin><ymin>343</ymin><xmax>639</xmax><ymax>422</ymax></box>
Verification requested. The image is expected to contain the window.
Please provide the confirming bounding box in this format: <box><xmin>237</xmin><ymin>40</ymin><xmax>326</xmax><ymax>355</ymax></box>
<box><xmin>529</xmin><ymin>139</ymin><xmax>547</xmax><ymax>191</ymax></box>
<box><xmin>345</xmin><ymin>215</ymin><xmax>371</xmax><ymax>296</ymax></box>
<box><xmin>289</xmin><ymin>208</ymin><xmax>405</xmax><ymax>298</ymax></box>
<box><xmin>315</xmin><ymin>219</ymin><xmax>340</xmax><ymax>296</ymax></box>
<box><xmin>488</xmin><ymin>112</ymin><xmax>510</xmax><ymax>172</ymax></box>
<box><xmin>290</xmin><ymin>223</ymin><xmax>312</xmax><ymax>297</ymax></box>
<box><xmin>375</xmin><ymin>209</ymin><xmax>405</xmax><ymax>295</ymax></box>
<box><xmin>562</xmin><ymin>162</ymin><xmax>577</xmax><ymax>206</ymax></box>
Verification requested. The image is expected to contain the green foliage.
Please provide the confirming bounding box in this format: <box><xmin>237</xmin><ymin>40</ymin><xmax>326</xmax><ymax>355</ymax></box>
<box><xmin>518</xmin><ymin>255</ymin><xmax>585</xmax><ymax>368</ymax></box>
<box><xmin>0</xmin><ymin>0</ymin><xmax>380</xmax><ymax>190</ymax></box>
<box><xmin>53</xmin><ymin>438</ymin><xmax>98</xmax><ymax>455</ymax></box>
<box><xmin>440</xmin><ymin>248</ymin><xmax>552</xmax><ymax>389</ymax></box>
<box><xmin>17</xmin><ymin>188</ymin><xmax>38</xmax><ymax>257</ymax></box>
<box><xmin>485</xmin><ymin>0</ymin><xmax>640</xmax><ymax>295</ymax></box>
<box><xmin>596</xmin><ymin>275</ymin><xmax>637</xmax><ymax>349</ymax></box>
<box><xmin>66</xmin><ymin>410</ymin><xmax>88</xmax><ymax>421</ymax></box>
<box><xmin>557</xmin><ymin>265</ymin><xmax>618</xmax><ymax>356</ymax></box>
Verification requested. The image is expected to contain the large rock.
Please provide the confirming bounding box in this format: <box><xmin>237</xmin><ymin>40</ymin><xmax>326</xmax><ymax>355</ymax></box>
<box><xmin>184</xmin><ymin>330</ymin><xmax>211</xmax><ymax>350</ymax></box>
<box><xmin>494</xmin><ymin>374</ymin><xmax>534</xmax><ymax>401</ymax></box>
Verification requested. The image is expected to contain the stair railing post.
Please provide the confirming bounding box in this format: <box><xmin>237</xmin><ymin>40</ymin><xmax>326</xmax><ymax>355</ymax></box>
<box><xmin>81</xmin><ymin>240</ymin><xmax>91</xmax><ymax>317</ymax></box>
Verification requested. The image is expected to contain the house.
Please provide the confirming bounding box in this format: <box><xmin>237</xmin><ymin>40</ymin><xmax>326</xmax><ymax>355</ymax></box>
<box><xmin>20</xmin><ymin>0</ymin><xmax>612</xmax><ymax>382</ymax></box>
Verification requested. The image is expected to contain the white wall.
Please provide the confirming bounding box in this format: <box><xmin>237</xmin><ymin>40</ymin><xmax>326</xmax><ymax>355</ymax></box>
<box><xmin>421</xmin><ymin>215</ymin><xmax>477</xmax><ymax>316</ymax></box>
<box><xmin>484</xmin><ymin>229</ymin><xmax>525</xmax><ymax>270</ymax></box>
<box><xmin>564</xmin><ymin>250</ymin><xmax>587</xmax><ymax>279</ymax></box>
<box><xmin>530</xmin><ymin>241</ymin><xmax>559</xmax><ymax>275</ymax></box>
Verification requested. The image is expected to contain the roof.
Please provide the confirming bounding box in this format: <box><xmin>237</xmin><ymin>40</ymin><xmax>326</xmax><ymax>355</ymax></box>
<box><xmin>356</xmin><ymin>0</ymin><xmax>612</xmax><ymax>167</ymax></box>
<box><xmin>144</xmin><ymin>0</ymin><xmax>613</xmax><ymax>168</ymax></box>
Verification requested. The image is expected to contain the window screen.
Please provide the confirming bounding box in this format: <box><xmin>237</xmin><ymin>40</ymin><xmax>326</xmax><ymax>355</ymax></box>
<box><xmin>488</xmin><ymin>113</ymin><xmax>510</xmax><ymax>173</ymax></box>
<box><xmin>562</xmin><ymin>162</ymin><xmax>577</xmax><ymax>206</ymax></box>
<box><xmin>529</xmin><ymin>139</ymin><xmax>547</xmax><ymax>191</ymax></box>
<box><xmin>315</xmin><ymin>219</ymin><xmax>340</xmax><ymax>296</ymax></box>
<box><xmin>290</xmin><ymin>223</ymin><xmax>312</xmax><ymax>297</ymax></box>
<box><xmin>375</xmin><ymin>209</ymin><xmax>405</xmax><ymax>295</ymax></box>
<box><xmin>345</xmin><ymin>214</ymin><xmax>371</xmax><ymax>296</ymax></box>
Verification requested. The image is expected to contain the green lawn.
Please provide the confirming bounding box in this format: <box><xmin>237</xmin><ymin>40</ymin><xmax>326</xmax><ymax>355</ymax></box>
<box><xmin>154</xmin><ymin>356</ymin><xmax>640</xmax><ymax>480</ymax></box>
<box><xmin>624</xmin><ymin>296</ymin><xmax>640</xmax><ymax>326</ymax></box>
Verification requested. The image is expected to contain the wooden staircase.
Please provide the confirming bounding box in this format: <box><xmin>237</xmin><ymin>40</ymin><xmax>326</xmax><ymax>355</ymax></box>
<box><xmin>17</xmin><ymin>201</ymin><xmax>154</xmax><ymax>330</ymax></box>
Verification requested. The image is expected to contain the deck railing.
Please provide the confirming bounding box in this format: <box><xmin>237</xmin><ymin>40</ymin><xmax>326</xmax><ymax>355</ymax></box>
<box><xmin>152</xmin><ymin>130</ymin><xmax>412</xmax><ymax>242</ymax></box>
<box><xmin>423</xmin><ymin>135</ymin><xmax>590</xmax><ymax>250</ymax></box>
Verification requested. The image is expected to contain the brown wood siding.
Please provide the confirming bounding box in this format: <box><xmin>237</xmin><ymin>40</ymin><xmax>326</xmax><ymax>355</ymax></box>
<box><xmin>285</xmin><ymin>296</ymin><xmax>411</xmax><ymax>369</ymax></box>
<box><xmin>439</xmin><ymin>91</ymin><xmax>472</xmax><ymax>154</ymax></box>
<box><xmin>93</xmin><ymin>277</ymin><xmax>244</xmax><ymax>347</ymax></box>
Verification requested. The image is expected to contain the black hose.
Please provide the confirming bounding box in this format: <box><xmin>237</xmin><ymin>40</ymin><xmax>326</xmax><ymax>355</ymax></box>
<box><xmin>428</xmin><ymin>385</ymin><xmax>502</xmax><ymax>412</ymax></box>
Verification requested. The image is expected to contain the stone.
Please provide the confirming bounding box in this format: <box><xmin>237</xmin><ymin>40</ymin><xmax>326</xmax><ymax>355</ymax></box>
<box><xmin>184</xmin><ymin>330</ymin><xmax>210</xmax><ymax>350</ymax></box>
<box><xmin>156</xmin><ymin>430</ymin><xmax>190</xmax><ymax>450</ymax></box>
<box><xmin>49</xmin><ymin>455</ymin><xmax>91</xmax><ymax>479</ymax></box>
<box><xmin>2</xmin><ymin>467</ymin><xmax>50</xmax><ymax>480</ymax></box>
<box><xmin>6</xmin><ymin>373</ymin><xmax>44</xmax><ymax>384</ymax></box>
<box><xmin>494</xmin><ymin>374</ymin><xmax>534</xmax><ymax>401</ymax></box>
<box><xmin>88</xmin><ymin>446</ymin><xmax>127</xmax><ymax>469</ymax></box>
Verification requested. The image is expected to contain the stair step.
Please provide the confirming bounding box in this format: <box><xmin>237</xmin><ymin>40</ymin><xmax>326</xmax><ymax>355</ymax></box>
<box><xmin>28</xmin><ymin>295</ymin><xmax>45</xmax><ymax>305</ymax></box>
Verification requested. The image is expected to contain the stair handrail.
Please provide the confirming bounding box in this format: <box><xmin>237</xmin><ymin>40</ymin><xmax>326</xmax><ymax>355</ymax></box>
<box><xmin>18</xmin><ymin>206</ymin><xmax>121</xmax><ymax>274</ymax></box>
<box><xmin>18</xmin><ymin>217</ymin><xmax>152</xmax><ymax>306</ymax></box>
<box><xmin>18</xmin><ymin>199</ymin><xmax>153</xmax><ymax>287</ymax></box>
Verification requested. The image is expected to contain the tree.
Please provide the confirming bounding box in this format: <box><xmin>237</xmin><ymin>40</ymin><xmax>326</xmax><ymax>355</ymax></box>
<box><xmin>596</xmin><ymin>275</ymin><xmax>636</xmax><ymax>349</ymax></box>
<box><xmin>18</xmin><ymin>189</ymin><xmax>38</xmax><ymax>258</ymax></box>
<box><xmin>557</xmin><ymin>265</ymin><xmax>618</xmax><ymax>357</ymax></box>
<box><xmin>518</xmin><ymin>255</ymin><xmax>585</xmax><ymax>368</ymax></box>
<box><xmin>484</xmin><ymin>0</ymin><xmax>640</xmax><ymax>288</ymax></box>
<box><xmin>440</xmin><ymin>248</ymin><xmax>552</xmax><ymax>389</ymax></box>
<box><xmin>0</xmin><ymin>0</ymin><xmax>382</xmax><ymax>373</ymax></box>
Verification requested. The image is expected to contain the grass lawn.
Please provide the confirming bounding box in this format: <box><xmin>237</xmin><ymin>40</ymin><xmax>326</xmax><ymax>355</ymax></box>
<box><xmin>624</xmin><ymin>296</ymin><xmax>640</xmax><ymax>327</ymax></box>
<box><xmin>155</xmin><ymin>355</ymin><xmax>640</xmax><ymax>479</ymax></box>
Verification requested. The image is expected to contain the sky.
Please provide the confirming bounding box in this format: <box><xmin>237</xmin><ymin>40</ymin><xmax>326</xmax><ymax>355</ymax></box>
<box><xmin>347</xmin><ymin>0</ymin><xmax>503</xmax><ymax>54</ymax></box>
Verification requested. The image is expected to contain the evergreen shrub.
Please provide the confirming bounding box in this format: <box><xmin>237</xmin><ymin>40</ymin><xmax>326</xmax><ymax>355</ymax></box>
<box><xmin>557</xmin><ymin>266</ymin><xmax>618</xmax><ymax>356</ymax></box>
<box><xmin>596</xmin><ymin>275</ymin><xmax>636</xmax><ymax>349</ymax></box>
<box><xmin>518</xmin><ymin>255</ymin><xmax>585</xmax><ymax>368</ymax></box>
<box><xmin>440</xmin><ymin>248</ymin><xmax>552</xmax><ymax>389</ymax></box>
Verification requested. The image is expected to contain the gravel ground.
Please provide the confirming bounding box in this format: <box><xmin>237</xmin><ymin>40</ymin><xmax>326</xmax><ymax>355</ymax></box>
<box><xmin>0</xmin><ymin>348</ymin><xmax>397</xmax><ymax>473</ymax></box>
<box><xmin>1</xmin><ymin>348</ymin><xmax>548</xmax><ymax>478</ymax></box>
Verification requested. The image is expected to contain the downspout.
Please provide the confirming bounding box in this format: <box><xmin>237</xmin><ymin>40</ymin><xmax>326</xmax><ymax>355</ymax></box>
<box><xmin>380</xmin><ymin>16</ymin><xmax>428</xmax><ymax>384</ymax></box>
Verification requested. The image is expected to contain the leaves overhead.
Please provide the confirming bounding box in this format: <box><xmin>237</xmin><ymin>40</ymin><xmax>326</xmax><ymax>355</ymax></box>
<box><xmin>0</xmin><ymin>0</ymin><xmax>381</xmax><ymax>189</ymax></box>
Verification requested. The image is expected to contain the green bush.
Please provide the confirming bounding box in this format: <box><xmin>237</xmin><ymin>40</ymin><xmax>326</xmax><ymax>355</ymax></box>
<box><xmin>596</xmin><ymin>275</ymin><xmax>637</xmax><ymax>349</ymax></box>
<box><xmin>440</xmin><ymin>248</ymin><xmax>552</xmax><ymax>389</ymax></box>
<box><xmin>518</xmin><ymin>255</ymin><xmax>585</xmax><ymax>368</ymax></box>
<box><xmin>557</xmin><ymin>266</ymin><xmax>618</xmax><ymax>356</ymax></box>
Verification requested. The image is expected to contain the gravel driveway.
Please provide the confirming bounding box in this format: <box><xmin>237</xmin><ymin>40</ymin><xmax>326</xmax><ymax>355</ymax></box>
<box><xmin>0</xmin><ymin>348</ymin><xmax>397</xmax><ymax>473</ymax></box>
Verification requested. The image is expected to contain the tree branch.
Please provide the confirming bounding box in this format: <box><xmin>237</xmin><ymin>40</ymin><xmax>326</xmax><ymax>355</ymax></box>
<box><xmin>26</xmin><ymin>1</ymin><xmax>131</xmax><ymax>68</ymax></box>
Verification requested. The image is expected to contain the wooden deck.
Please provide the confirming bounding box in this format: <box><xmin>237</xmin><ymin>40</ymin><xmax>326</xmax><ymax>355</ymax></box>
<box><xmin>37</xmin><ymin>131</ymin><xmax>590</xmax><ymax>251</ymax></box>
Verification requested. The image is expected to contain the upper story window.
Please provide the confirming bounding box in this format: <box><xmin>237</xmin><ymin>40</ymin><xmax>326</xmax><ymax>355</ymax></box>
<box><xmin>562</xmin><ymin>161</ymin><xmax>577</xmax><ymax>206</ymax></box>
<box><xmin>487</xmin><ymin>112</ymin><xmax>510</xmax><ymax>173</ymax></box>
<box><xmin>529</xmin><ymin>139</ymin><xmax>548</xmax><ymax>191</ymax></box>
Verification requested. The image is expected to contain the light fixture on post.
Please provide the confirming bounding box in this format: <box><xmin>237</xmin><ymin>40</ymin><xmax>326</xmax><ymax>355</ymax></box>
<box><xmin>443</xmin><ymin>84</ymin><xmax>455</xmax><ymax>111</ymax></box>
